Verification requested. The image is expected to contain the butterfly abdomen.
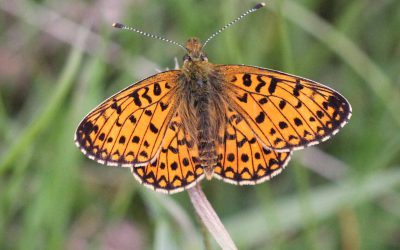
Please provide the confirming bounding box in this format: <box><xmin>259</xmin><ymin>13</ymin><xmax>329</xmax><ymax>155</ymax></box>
<box><xmin>196</xmin><ymin>96</ymin><xmax>219</xmax><ymax>178</ymax></box>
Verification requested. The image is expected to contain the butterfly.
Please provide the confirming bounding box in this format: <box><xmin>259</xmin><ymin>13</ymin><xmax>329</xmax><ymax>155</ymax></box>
<box><xmin>75</xmin><ymin>3</ymin><xmax>351</xmax><ymax>194</ymax></box>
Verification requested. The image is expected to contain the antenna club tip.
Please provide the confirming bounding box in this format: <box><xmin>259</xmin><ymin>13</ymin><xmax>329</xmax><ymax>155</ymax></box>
<box><xmin>112</xmin><ymin>22</ymin><xmax>124</xmax><ymax>28</ymax></box>
<box><xmin>254</xmin><ymin>2</ymin><xmax>266</xmax><ymax>9</ymax></box>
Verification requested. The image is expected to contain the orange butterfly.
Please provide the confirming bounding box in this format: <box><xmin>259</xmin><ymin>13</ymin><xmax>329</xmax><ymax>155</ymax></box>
<box><xmin>75</xmin><ymin>3</ymin><xmax>351</xmax><ymax>194</ymax></box>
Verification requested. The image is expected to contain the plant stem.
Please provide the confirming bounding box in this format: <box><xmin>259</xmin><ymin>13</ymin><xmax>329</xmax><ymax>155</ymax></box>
<box><xmin>187</xmin><ymin>185</ymin><xmax>237</xmax><ymax>250</ymax></box>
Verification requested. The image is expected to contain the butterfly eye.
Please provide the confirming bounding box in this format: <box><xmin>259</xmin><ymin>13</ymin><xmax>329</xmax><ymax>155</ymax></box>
<box><xmin>201</xmin><ymin>55</ymin><xmax>208</xmax><ymax>62</ymax></box>
<box><xmin>183</xmin><ymin>54</ymin><xmax>191</xmax><ymax>62</ymax></box>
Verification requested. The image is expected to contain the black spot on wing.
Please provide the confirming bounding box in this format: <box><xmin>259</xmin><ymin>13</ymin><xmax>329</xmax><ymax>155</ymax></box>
<box><xmin>259</xmin><ymin>98</ymin><xmax>268</xmax><ymax>104</ymax></box>
<box><xmin>268</xmin><ymin>78</ymin><xmax>278</xmax><ymax>94</ymax></box>
<box><xmin>249</xmin><ymin>137</ymin><xmax>257</xmax><ymax>144</ymax></box>
<box><xmin>168</xmin><ymin>145</ymin><xmax>178</xmax><ymax>154</ymax></box>
<box><xmin>279</xmin><ymin>100</ymin><xmax>286</xmax><ymax>110</ymax></box>
<box><xmin>227</xmin><ymin>153</ymin><xmax>235</xmax><ymax>162</ymax></box>
<box><xmin>160</xmin><ymin>162</ymin><xmax>166</xmax><ymax>169</ymax></box>
<box><xmin>111</xmin><ymin>102</ymin><xmax>122</xmax><ymax>114</ymax></box>
<box><xmin>293</xmin><ymin>80</ymin><xmax>304</xmax><ymax>97</ymax></box>
<box><xmin>279</xmin><ymin>121</ymin><xmax>288</xmax><ymax>129</ymax></box>
<box><xmin>153</xmin><ymin>82</ymin><xmax>161</xmax><ymax>96</ymax></box>
<box><xmin>295</xmin><ymin>100</ymin><xmax>302</xmax><ymax>109</ymax></box>
<box><xmin>255</xmin><ymin>112</ymin><xmax>265</xmax><ymax>123</ymax></box>
<box><xmin>242</xmin><ymin>74</ymin><xmax>252</xmax><ymax>87</ymax></box>
<box><xmin>99</xmin><ymin>133</ymin><xmax>105</xmax><ymax>141</ymax></box>
<box><xmin>129</xmin><ymin>115</ymin><xmax>137</xmax><ymax>124</ymax></box>
<box><xmin>171</xmin><ymin>162</ymin><xmax>178</xmax><ymax>170</ymax></box>
<box><xmin>294</xmin><ymin>118</ymin><xmax>303</xmax><ymax>126</ymax></box>
<box><xmin>237</xmin><ymin>93</ymin><xmax>248</xmax><ymax>103</ymax></box>
<box><xmin>160</xmin><ymin>102</ymin><xmax>169</xmax><ymax>111</ymax></box>
<box><xmin>130</xmin><ymin>90</ymin><xmax>142</xmax><ymax>107</ymax></box>
<box><xmin>141</xmin><ymin>87</ymin><xmax>152</xmax><ymax>103</ymax></box>
<box><xmin>165</xmin><ymin>82</ymin><xmax>172</xmax><ymax>89</ymax></box>
<box><xmin>237</xmin><ymin>138</ymin><xmax>246</xmax><ymax>148</ymax></box>
<box><xmin>255</xmin><ymin>75</ymin><xmax>266</xmax><ymax>92</ymax></box>
<box><xmin>241</xmin><ymin>154</ymin><xmax>249</xmax><ymax>162</ymax></box>
<box><xmin>182</xmin><ymin>158</ymin><xmax>190</xmax><ymax>166</ymax></box>
<box><xmin>116</xmin><ymin>119</ymin><xmax>123</xmax><ymax>127</ymax></box>
<box><xmin>139</xmin><ymin>151</ymin><xmax>148</xmax><ymax>158</ymax></box>
<box><xmin>150</xmin><ymin>123</ymin><xmax>159</xmax><ymax>133</ymax></box>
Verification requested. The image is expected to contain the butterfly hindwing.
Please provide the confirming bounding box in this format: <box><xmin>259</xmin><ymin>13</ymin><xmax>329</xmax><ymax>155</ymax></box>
<box><xmin>132</xmin><ymin>114</ymin><xmax>205</xmax><ymax>194</ymax></box>
<box><xmin>75</xmin><ymin>71</ymin><xmax>179</xmax><ymax>166</ymax></box>
<box><xmin>218</xmin><ymin>65</ymin><xmax>352</xmax><ymax>152</ymax></box>
<box><xmin>214</xmin><ymin>107</ymin><xmax>292</xmax><ymax>184</ymax></box>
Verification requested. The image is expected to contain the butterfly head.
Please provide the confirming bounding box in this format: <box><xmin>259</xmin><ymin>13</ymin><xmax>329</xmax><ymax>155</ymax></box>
<box><xmin>183</xmin><ymin>37</ymin><xmax>208</xmax><ymax>63</ymax></box>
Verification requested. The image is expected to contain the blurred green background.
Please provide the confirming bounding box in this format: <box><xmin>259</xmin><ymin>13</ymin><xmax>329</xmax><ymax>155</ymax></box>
<box><xmin>1</xmin><ymin>0</ymin><xmax>400</xmax><ymax>249</ymax></box>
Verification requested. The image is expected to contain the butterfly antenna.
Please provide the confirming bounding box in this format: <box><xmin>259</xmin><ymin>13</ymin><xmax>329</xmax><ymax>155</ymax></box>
<box><xmin>202</xmin><ymin>2</ymin><xmax>266</xmax><ymax>48</ymax></box>
<box><xmin>112</xmin><ymin>22</ymin><xmax>187</xmax><ymax>52</ymax></box>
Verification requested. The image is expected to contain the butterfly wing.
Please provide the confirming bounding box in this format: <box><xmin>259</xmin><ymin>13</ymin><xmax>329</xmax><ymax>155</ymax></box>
<box><xmin>75</xmin><ymin>70</ymin><xmax>179</xmax><ymax>166</ymax></box>
<box><xmin>131</xmin><ymin>114</ymin><xmax>205</xmax><ymax>194</ymax></box>
<box><xmin>213</xmin><ymin>107</ymin><xmax>292</xmax><ymax>184</ymax></box>
<box><xmin>217</xmin><ymin>65</ymin><xmax>352</xmax><ymax>152</ymax></box>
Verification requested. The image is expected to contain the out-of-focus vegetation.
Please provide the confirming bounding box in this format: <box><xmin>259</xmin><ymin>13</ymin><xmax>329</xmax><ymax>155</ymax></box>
<box><xmin>1</xmin><ymin>0</ymin><xmax>400</xmax><ymax>249</ymax></box>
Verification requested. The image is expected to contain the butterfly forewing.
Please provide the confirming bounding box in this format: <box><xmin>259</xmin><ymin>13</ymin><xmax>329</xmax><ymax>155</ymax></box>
<box><xmin>75</xmin><ymin>71</ymin><xmax>180</xmax><ymax>166</ymax></box>
<box><xmin>219</xmin><ymin>65</ymin><xmax>352</xmax><ymax>152</ymax></box>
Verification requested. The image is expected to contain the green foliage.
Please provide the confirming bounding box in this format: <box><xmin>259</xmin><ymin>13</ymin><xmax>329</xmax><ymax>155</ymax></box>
<box><xmin>1</xmin><ymin>0</ymin><xmax>399</xmax><ymax>249</ymax></box>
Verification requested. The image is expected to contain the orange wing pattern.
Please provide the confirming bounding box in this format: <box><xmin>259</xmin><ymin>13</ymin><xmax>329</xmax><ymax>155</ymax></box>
<box><xmin>214</xmin><ymin>107</ymin><xmax>291</xmax><ymax>184</ymax></box>
<box><xmin>75</xmin><ymin>71</ymin><xmax>180</xmax><ymax>166</ymax></box>
<box><xmin>75</xmin><ymin>64</ymin><xmax>351</xmax><ymax>193</ymax></box>
<box><xmin>131</xmin><ymin>114</ymin><xmax>204</xmax><ymax>194</ymax></box>
<box><xmin>218</xmin><ymin>65</ymin><xmax>352</xmax><ymax>152</ymax></box>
